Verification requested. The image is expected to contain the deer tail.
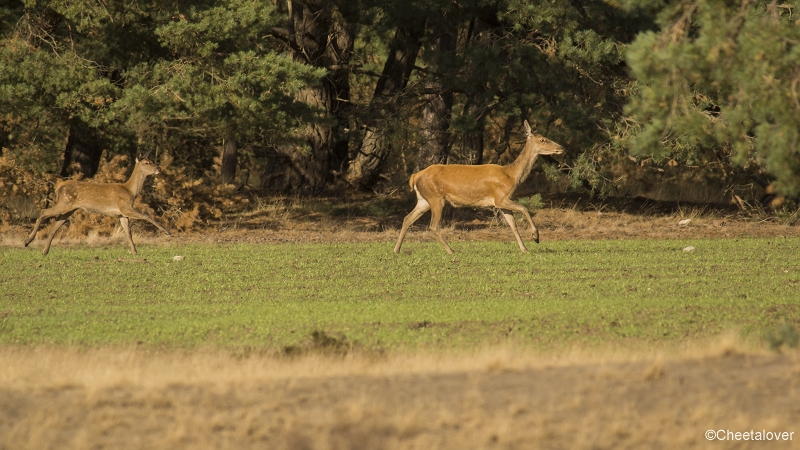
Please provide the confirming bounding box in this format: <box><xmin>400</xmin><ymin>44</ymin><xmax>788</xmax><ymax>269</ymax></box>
<box><xmin>408</xmin><ymin>171</ymin><xmax>421</xmax><ymax>192</ymax></box>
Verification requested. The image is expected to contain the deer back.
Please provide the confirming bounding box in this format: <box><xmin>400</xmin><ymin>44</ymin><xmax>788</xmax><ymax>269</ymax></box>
<box><xmin>414</xmin><ymin>164</ymin><xmax>516</xmax><ymax>207</ymax></box>
<box><xmin>55</xmin><ymin>180</ymin><xmax>136</xmax><ymax>214</ymax></box>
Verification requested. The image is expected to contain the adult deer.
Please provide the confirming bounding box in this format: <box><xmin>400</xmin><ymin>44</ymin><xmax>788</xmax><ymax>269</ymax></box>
<box><xmin>394</xmin><ymin>120</ymin><xmax>564</xmax><ymax>254</ymax></box>
<box><xmin>24</xmin><ymin>153</ymin><xmax>170</xmax><ymax>256</ymax></box>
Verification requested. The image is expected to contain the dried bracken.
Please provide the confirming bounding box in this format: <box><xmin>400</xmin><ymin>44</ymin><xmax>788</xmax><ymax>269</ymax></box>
<box><xmin>0</xmin><ymin>151</ymin><xmax>56</xmax><ymax>228</ymax></box>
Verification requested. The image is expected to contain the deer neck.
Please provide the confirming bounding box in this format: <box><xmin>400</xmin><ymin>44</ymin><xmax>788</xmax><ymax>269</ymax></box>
<box><xmin>124</xmin><ymin>163</ymin><xmax>148</xmax><ymax>198</ymax></box>
<box><xmin>504</xmin><ymin>138</ymin><xmax>540</xmax><ymax>186</ymax></box>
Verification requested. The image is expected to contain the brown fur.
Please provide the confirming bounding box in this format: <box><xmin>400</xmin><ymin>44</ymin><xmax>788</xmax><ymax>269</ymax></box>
<box><xmin>23</xmin><ymin>157</ymin><xmax>170</xmax><ymax>255</ymax></box>
<box><xmin>394</xmin><ymin>120</ymin><xmax>564</xmax><ymax>254</ymax></box>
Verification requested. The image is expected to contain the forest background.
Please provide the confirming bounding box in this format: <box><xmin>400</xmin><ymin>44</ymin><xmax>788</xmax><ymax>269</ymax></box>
<box><xmin>2</xmin><ymin>0</ymin><xmax>800</xmax><ymax>230</ymax></box>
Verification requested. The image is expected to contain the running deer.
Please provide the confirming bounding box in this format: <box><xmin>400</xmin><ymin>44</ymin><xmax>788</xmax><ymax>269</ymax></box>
<box><xmin>24</xmin><ymin>153</ymin><xmax>170</xmax><ymax>256</ymax></box>
<box><xmin>394</xmin><ymin>120</ymin><xmax>564</xmax><ymax>254</ymax></box>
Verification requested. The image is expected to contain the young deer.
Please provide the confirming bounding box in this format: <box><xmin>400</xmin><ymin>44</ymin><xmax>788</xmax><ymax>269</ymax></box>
<box><xmin>24</xmin><ymin>154</ymin><xmax>170</xmax><ymax>256</ymax></box>
<box><xmin>394</xmin><ymin>120</ymin><xmax>564</xmax><ymax>254</ymax></box>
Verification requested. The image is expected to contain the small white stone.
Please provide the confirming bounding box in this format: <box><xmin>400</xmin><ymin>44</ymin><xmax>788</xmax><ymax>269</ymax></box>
<box><xmin>683</xmin><ymin>246</ymin><xmax>695</xmax><ymax>252</ymax></box>
<box><xmin>173</xmin><ymin>255</ymin><xmax>185</xmax><ymax>261</ymax></box>
<box><xmin>678</xmin><ymin>218</ymin><xmax>692</xmax><ymax>226</ymax></box>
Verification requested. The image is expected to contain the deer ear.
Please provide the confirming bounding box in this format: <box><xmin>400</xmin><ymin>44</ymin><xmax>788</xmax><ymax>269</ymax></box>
<box><xmin>139</xmin><ymin>149</ymin><xmax>152</xmax><ymax>161</ymax></box>
<box><xmin>524</xmin><ymin>120</ymin><xmax>532</xmax><ymax>136</ymax></box>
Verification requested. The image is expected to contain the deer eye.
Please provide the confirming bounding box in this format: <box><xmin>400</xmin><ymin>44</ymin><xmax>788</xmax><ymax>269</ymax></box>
<box><xmin>540</xmin><ymin>139</ymin><xmax>546</xmax><ymax>143</ymax></box>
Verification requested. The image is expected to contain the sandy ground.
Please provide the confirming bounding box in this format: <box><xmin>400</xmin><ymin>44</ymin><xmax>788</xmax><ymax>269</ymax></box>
<box><xmin>1</xmin><ymin>343</ymin><xmax>798</xmax><ymax>449</ymax></box>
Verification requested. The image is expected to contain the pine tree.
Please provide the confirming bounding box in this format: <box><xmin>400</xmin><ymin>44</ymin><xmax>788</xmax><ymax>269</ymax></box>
<box><xmin>116</xmin><ymin>0</ymin><xmax>324</xmax><ymax>185</ymax></box>
<box><xmin>2</xmin><ymin>0</ymin><xmax>657</xmax><ymax>200</ymax></box>
<box><xmin>0</xmin><ymin>0</ymin><xmax>323</xmax><ymax>185</ymax></box>
<box><xmin>624</xmin><ymin>0</ymin><xmax>800</xmax><ymax>197</ymax></box>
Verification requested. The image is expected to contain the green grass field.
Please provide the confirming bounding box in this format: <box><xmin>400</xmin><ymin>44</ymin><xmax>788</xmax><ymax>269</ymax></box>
<box><xmin>2</xmin><ymin>237</ymin><xmax>799</xmax><ymax>352</ymax></box>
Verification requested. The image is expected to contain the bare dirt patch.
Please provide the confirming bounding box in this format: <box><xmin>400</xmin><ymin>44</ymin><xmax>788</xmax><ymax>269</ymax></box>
<box><xmin>1</xmin><ymin>345</ymin><xmax>798</xmax><ymax>449</ymax></box>
<box><xmin>3</xmin><ymin>194</ymin><xmax>799</xmax><ymax>249</ymax></box>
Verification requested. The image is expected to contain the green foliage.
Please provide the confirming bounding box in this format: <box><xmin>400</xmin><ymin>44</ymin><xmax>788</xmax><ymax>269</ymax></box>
<box><xmin>442</xmin><ymin>1</ymin><xmax>655</xmax><ymax>157</ymax></box>
<box><xmin>0</xmin><ymin>0</ymin><xmax>323</xmax><ymax>177</ymax></box>
<box><xmin>2</xmin><ymin>238</ymin><xmax>799</xmax><ymax>350</ymax></box>
<box><xmin>120</xmin><ymin>0</ymin><xmax>323</xmax><ymax>143</ymax></box>
<box><xmin>624</xmin><ymin>0</ymin><xmax>800</xmax><ymax>196</ymax></box>
<box><xmin>515</xmin><ymin>194</ymin><xmax>543</xmax><ymax>213</ymax></box>
<box><xmin>0</xmin><ymin>13</ymin><xmax>106</xmax><ymax>169</ymax></box>
<box><xmin>392</xmin><ymin>0</ymin><xmax>659</xmax><ymax>197</ymax></box>
<box><xmin>9</xmin><ymin>0</ymin><xmax>795</xmax><ymax>204</ymax></box>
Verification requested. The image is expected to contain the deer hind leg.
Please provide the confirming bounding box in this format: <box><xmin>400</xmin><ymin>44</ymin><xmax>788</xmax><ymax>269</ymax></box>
<box><xmin>118</xmin><ymin>207</ymin><xmax>171</xmax><ymax>235</ymax></box>
<box><xmin>498</xmin><ymin>199</ymin><xmax>539</xmax><ymax>244</ymax></box>
<box><xmin>24</xmin><ymin>215</ymin><xmax>48</xmax><ymax>247</ymax></box>
<box><xmin>119</xmin><ymin>217</ymin><xmax>138</xmax><ymax>255</ymax></box>
<box><xmin>394</xmin><ymin>193</ymin><xmax>431</xmax><ymax>253</ymax></box>
<box><xmin>428</xmin><ymin>198</ymin><xmax>454</xmax><ymax>254</ymax></box>
<box><xmin>500</xmin><ymin>209</ymin><xmax>528</xmax><ymax>252</ymax></box>
<box><xmin>41</xmin><ymin>211</ymin><xmax>76</xmax><ymax>256</ymax></box>
<box><xmin>24</xmin><ymin>203</ymin><xmax>74</xmax><ymax>247</ymax></box>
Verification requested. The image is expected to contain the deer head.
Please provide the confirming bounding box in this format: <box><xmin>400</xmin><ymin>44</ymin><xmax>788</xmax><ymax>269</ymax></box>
<box><xmin>135</xmin><ymin>150</ymin><xmax>161</xmax><ymax>175</ymax></box>
<box><xmin>524</xmin><ymin>120</ymin><xmax>564</xmax><ymax>156</ymax></box>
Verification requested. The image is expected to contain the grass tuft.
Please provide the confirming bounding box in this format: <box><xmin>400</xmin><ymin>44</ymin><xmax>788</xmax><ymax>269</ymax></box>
<box><xmin>765</xmin><ymin>321</ymin><xmax>800</xmax><ymax>351</ymax></box>
<box><xmin>283</xmin><ymin>330</ymin><xmax>353</xmax><ymax>357</ymax></box>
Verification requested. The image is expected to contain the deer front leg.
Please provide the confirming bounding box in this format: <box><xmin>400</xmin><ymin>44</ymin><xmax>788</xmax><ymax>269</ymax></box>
<box><xmin>119</xmin><ymin>207</ymin><xmax>171</xmax><ymax>236</ymax></box>
<box><xmin>119</xmin><ymin>217</ymin><xmax>137</xmax><ymax>255</ymax></box>
<box><xmin>498</xmin><ymin>199</ymin><xmax>539</xmax><ymax>244</ymax></box>
<box><xmin>500</xmin><ymin>210</ymin><xmax>528</xmax><ymax>252</ymax></box>
<box><xmin>428</xmin><ymin>198</ymin><xmax>454</xmax><ymax>254</ymax></box>
<box><xmin>394</xmin><ymin>195</ymin><xmax>431</xmax><ymax>253</ymax></box>
<box><xmin>518</xmin><ymin>207</ymin><xmax>539</xmax><ymax>244</ymax></box>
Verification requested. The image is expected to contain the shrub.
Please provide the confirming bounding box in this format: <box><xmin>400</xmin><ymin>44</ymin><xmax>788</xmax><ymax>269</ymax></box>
<box><xmin>0</xmin><ymin>149</ymin><xmax>56</xmax><ymax>228</ymax></box>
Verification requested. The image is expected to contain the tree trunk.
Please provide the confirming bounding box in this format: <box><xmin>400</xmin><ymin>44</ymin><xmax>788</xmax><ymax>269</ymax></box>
<box><xmin>220</xmin><ymin>133</ymin><xmax>237</xmax><ymax>185</ymax></box>
<box><xmin>459</xmin><ymin>101</ymin><xmax>488</xmax><ymax>165</ymax></box>
<box><xmin>490</xmin><ymin>117</ymin><xmax>516</xmax><ymax>164</ymax></box>
<box><xmin>275</xmin><ymin>81</ymin><xmax>336</xmax><ymax>192</ymax></box>
<box><xmin>455</xmin><ymin>14</ymin><xmax>498</xmax><ymax>166</ymax></box>
<box><xmin>264</xmin><ymin>0</ymin><xmax>354</xmax><ymax>194</ymax></box>
<box><xmin>345</xmin><ymin>22</ymin><xmax>425</xmax><ymax>189</ymax></box>
<box><xmin>415</xmin><ymin>22</ymin><xmax>456</xmax><ymax>173</ymax></box>
<box><xmin>417</xmin><ymin>90</ymin><xmax>454</xmax><ymax>171</ymax></box>
<box><xmin>60</xmin><ymin>126</ymin><xmax>102</xmax><ymax>179</ymax></box>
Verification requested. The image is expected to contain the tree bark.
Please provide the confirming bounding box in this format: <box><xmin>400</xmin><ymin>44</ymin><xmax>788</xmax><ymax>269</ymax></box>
<box><xmin>491</xmin><ymin>117</ymin><xmax>516</xmax><ymax>164</ymax></box>
<box><xmin>459</xmin><ymin>100</ymin><xmax>488</xmax><ymax>165</ymax></box>
<box><xmin>415</xmin><ymin>22</ymin><xmax>456</xmax><ymax>172</ymax></box>
<box><xmin>220</xmin><ymin>133</ymin><xmax>237</xmax><ymax>185</ymax></box>
<box><xmin>345</xmin><ymin>22</ymin><xmax>425</xmax><ymax>189</ymax></box>
<box><xmin>454</xmin><ymin>16</ymin><xmax>497</xmax><ymax>166</ymax></box>
<box><xmin>264</xmin><ymin>0</ymin><xmax>355</xmax><ymax>194</ymax></box>
<box><xmin>60</xmin><ymin>126</ymin><xmax>102</xmax><ymax>179</ymax></box>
